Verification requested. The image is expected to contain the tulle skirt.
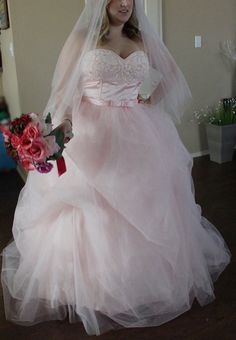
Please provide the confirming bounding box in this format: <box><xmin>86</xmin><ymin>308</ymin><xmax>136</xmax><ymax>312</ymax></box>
<box><xmin>0</xmin><ymin>101</ymin><xmax>231</xmax><ymax>335</ymax></box>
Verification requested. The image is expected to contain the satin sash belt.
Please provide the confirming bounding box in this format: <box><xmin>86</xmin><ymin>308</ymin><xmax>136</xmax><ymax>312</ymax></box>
<box><xmin>81</xmin><ymin>95</ymin><xmax>138</xmax><ymax>107</ymax></box>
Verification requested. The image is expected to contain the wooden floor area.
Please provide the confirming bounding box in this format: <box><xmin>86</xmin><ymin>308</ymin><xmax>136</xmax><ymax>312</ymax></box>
<box><xmin>0</xmin><ymin>155</ymin><xmax>235</xmax><ymax>340</ymax></box>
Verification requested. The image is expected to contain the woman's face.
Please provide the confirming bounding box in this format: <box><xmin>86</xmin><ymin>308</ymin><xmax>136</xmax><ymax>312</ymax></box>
<box><xmin>107</xmin><ymin>0</ymin><xmax>134</xmax><ymax>25</ymax></box>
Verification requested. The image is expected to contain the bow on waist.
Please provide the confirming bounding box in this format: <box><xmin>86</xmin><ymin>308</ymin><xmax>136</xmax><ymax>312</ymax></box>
<box><xmin>81</xmin><ymin>95</ymin><xmax>139</xmax><ymax>107</ymax></box>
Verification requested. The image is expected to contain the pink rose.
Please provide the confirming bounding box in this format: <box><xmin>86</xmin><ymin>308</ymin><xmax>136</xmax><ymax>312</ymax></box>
<box><xmin>20</xmin><ymin>134</ymin><xmax>32</xmax><ymax>151</ymax></box>
<box><xmin>27</xmin><ymin>137</ymin><xmax>47</xmax><ymax>162</ymax></box>
<box><xmin>17</xmin><ymin>146</ymin><xmax>32</xmax><ymax>162</ymax></box>
<box><xmin>20</xmin><ymin>123</ymin><xmax>41</xmax><ymax>151</ymax></box>
<box><xmin>20</xmin><ymin>158</ymin><xmax>35</xmax><ymax>171</ymax></box>
<box><xmin>23</xmin><ymin>122</ymin><xmax>40</xmax><ymax>140</ymax></box>
<box><xmin>11</xmin><ymin>134</ymin><xmax>21</xmax><ymax>149</ymax></box>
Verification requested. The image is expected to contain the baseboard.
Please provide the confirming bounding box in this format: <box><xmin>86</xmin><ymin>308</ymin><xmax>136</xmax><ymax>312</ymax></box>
<box><xmin>191</xmin><ymin>144</ymin><xmax>236</xmax><ymax>159</ymax></box>
<box><xmin>191</xmin><ymin>149</ymin><xmax>209</xmax><ymax>158</ymax></box>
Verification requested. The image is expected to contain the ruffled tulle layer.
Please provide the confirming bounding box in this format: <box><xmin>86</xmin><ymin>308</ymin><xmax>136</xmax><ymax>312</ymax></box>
<box><xmin>1</xmin><ymin>102</ymin><xmax>231</xmax><ymax>335</ymax></box>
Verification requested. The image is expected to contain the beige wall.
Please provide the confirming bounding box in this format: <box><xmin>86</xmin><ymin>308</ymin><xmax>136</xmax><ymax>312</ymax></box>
<box><xmin>0</xmin><ymin>74</ymin><xmax>4</xmax><ymax>96</ymax></box>
<box><xmin>1</xmin><ymin>0</ymin><xmax>236</xmax><ymax>156</ymax></box>
<box><xmin>163</xmin><ymin>0</ymin><xmax>236</xmax><ymax>154</ymax></box>
<box><xmin>5</xmin><ymin>0</ymin><xmax>84</xmax><ymax>116</ymax></box>
<box><xmin>0</xmin><ymin>7</ymin><xmax>21</xmax><ymax>117</ymax></box>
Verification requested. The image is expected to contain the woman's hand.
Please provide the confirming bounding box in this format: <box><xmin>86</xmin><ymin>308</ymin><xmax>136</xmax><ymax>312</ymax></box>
<box><xmin>137</xmin><ymin>94</ymin><xmax>151</xmax><ymax>104</ymax></box>
<box><xmin>58</xmin><ymin>119</ymin><xmax>74</xmax><ymax>144</ymax></box>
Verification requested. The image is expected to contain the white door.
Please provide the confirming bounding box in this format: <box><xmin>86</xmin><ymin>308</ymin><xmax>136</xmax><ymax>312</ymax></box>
<box><xmin>144</xmin><ymin>0</ymin><xmax>163</xmax><ymax>39</ymax></box>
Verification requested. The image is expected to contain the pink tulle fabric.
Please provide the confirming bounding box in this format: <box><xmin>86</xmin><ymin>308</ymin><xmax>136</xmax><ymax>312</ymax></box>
<box><xmin>1</xmin><ymin>50</ymin><xmax>231</xmax><ymax>335</ymax></box>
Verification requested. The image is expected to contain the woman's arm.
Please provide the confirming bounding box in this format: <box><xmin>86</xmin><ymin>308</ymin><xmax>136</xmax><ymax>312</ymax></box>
<box><xmin>53</xmin><ymin>30</ymin><xmax>87</xmax><ymax>126</ymax></box>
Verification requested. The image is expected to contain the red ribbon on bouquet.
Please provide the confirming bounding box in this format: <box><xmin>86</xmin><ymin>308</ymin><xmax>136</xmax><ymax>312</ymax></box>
<box><xmin>56</xmin><ymin>156</ymin><xmax>67</xmax><ymax>176</ymax></box>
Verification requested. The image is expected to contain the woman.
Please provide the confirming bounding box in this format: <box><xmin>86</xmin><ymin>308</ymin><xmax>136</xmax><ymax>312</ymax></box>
<box><xmin>1</xmin><ymin>0</ymin><xmax>231</xmax><ymax>336</ymax></box>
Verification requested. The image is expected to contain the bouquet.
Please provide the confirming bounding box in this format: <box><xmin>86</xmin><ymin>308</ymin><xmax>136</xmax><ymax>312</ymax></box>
<box><xmin>0</xmin><ymin>112</ymin><xmax>73</xmax><ymax>176</ymax></box>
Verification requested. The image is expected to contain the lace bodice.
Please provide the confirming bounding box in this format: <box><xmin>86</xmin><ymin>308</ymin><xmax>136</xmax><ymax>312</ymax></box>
<box><xmin>81</xmin><ymin>49</ymin><xmax>149</xmax><ymax>103</ymax></box>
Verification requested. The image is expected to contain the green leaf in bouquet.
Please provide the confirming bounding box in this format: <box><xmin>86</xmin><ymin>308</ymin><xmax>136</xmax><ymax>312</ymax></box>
<box><xmin>47</xmin><ymin>127</ymin><xmax>66</xmax><ymax>160</ymax></box>
<box><xmin>45</xmin><ymin>112</ymin><xmax>52</xmax><ymax>124</ymax></box>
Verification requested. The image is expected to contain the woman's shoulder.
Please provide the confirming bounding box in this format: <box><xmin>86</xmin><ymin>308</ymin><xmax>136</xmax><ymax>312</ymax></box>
<box><xmin>133</xmin><ymin>37</ymin><xmax>145</xmax><ymax>52</ymax></box>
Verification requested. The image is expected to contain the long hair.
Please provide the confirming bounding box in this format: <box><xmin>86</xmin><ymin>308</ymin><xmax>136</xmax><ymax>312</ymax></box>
<box><xmin>99</xmin><ymin>0</ymin><xmax>142</xmax><ymax>43</ymax></box>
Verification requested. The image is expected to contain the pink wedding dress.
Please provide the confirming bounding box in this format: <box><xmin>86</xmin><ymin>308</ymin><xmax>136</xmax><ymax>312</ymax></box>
<box><xmin>1</xmin><ymin>49</ymin><xmax>231</xmax><ymax>335</ymax></box>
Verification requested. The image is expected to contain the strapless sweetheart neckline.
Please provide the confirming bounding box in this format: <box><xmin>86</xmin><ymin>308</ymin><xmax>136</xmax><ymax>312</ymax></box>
<box><xmin>87</xmin><ymin>48</ymin><xmax>148</xmax><ymax>61</ymax></box>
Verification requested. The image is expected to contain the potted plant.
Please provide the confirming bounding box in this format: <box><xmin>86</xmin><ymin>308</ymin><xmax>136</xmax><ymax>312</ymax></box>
<box><xmin>192</xmin><ymin>98</ymin><xmax>236</xmax><ymax>163</ymax></box>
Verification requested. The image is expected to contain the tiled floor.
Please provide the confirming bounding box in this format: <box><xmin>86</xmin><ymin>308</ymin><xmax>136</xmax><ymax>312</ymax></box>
<box><xmin>0</xmin><ymin>155</ymin><xmax>235</xmax><ymax>340</ymax></box>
